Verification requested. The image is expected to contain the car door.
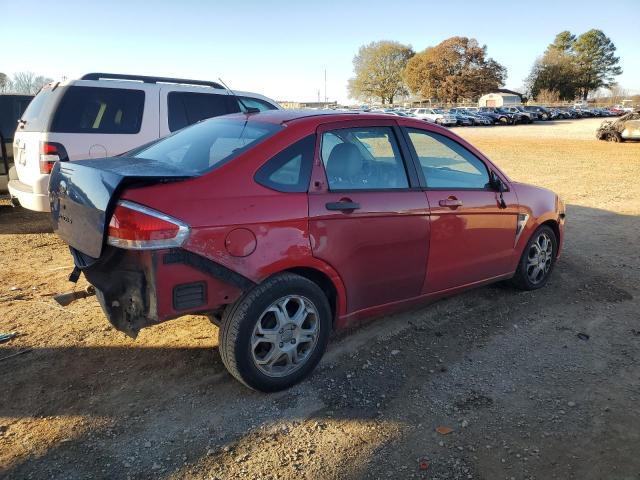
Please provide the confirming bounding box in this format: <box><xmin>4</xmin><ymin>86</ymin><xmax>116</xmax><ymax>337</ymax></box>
<box><xmin>402</xmin><ymin>126</ymin><xmax>519</xmax><ymax>293</ymax></box>
<box><xmin>308</xmin><ymin>120</ymin><xmax>430</xmax><ymax>314</ymax></box>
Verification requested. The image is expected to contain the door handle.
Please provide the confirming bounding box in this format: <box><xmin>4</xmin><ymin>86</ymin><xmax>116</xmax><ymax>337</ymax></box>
<box><xmin>326</xmin><ymin>200</ymin><xmax>360</xmax><ymax>211</ymax></box>
<box><xmin>438</xmin><ymin>197</ymin><xmax>463</xmax><ymax>208</ymax></box>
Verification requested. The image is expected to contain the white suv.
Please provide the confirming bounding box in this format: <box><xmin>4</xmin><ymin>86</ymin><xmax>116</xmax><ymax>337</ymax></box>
<box><xmin>9</xmin><ymin>73</ymin><xmax>280</xmax><ymax>212</ymax></box>
<box><xmin>411</xmin><ymin>108</ymin><xmax>457</xmax><ymax>126</ymax></box>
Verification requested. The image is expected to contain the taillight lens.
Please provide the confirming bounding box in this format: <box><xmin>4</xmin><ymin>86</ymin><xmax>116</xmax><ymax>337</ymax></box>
<box><xmin>107</xmin><ymin>200</ymin><xmax>189</xmax><ymax>250</ymax></box>
<box><xmin>39</xmin><ymin>141</ymin><xmax>68</xmax><ymax>174</ymax></box>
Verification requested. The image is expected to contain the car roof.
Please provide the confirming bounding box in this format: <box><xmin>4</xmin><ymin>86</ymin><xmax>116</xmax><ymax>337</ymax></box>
<box><xmin>224</xmin><ymin>109</ymin><xmax>400</xmax><ymax>125</ymax></box>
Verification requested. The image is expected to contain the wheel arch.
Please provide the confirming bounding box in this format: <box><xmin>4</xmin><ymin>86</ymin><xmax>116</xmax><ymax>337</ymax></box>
<box><xmin>540</xmin><ymin>219</ymin><xmax>560</xmax><ymax>252</ymax></box>
<box><xmin>283</xmin><ymin>266</ymin><xmax>341</xmax><ymax>327</ymax></box>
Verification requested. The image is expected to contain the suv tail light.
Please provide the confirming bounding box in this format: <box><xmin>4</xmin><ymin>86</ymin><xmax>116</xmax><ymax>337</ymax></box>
<box><xmin>39</xmin><ymin>141</ymin><xmax>68</xmax><ymax>174</ymax></box>
<box><xmin>107</xmin><ymin>200</ymin><xmax>190</xmax><ymax>250</ymax></box>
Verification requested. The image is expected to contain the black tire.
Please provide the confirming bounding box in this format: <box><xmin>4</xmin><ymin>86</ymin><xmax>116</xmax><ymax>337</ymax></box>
<box><xmin>511</xmin><ymin>225</ymin><xmax>558</xmax><ymax>291</ymax></box>
<box><xmin>607</xmin><ymin>132</ymin><xmax>622</xmax><ymax>143</ymax></box>
<box><xmin>499</xmin><ymin>116</ymin><xmax>509</xmax><ymax>125</ymax></box>
<box><xmin>218</xmin><ymin>273</ymin><xmax>331</xmax><ymax>392</ymax></box>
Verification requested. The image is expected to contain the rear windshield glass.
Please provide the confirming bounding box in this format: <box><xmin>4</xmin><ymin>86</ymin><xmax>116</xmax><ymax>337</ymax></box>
<box><xmin>51</xmin><ymin>86</ymin><xmax>145</xmax><ymax>134</ymax></box>
<box><xmin>132</xmin><ymin>117</ymin><xmax>282</xmax><ymax>175</ymax></box>
<box><xmin>17</xmin><ymin>86</ymin><xmax>64</xmax><ymax>132</ymax></box>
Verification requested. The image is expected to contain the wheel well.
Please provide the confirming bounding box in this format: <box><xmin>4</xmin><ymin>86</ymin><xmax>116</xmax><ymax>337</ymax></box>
<box><xmin>540</xmin><ymin>220</ymin><xmax>560</xmax><ymax>255</ymax></box>
<box><xmin>285</xmin><ymin>267</ymin><xmax>338</xmax><ymax>326</ymax></box>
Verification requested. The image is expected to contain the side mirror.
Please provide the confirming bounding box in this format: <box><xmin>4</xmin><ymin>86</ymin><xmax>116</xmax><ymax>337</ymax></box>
<box><xmin>489</xmin><ymin>171</ymin><xmax>505</xmax><ymax>192</ymax></box>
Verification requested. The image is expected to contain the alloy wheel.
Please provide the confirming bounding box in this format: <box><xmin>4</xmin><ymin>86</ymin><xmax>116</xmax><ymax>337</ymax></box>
<box><xmin>250</xmin><ymin>295</ymin><xmax>320</xmax><ymax>377</ymax></box>
<box><xmin>526</xmin><ymin>231</ymin><xmax>554</xmax><ymax>284</ymax></box>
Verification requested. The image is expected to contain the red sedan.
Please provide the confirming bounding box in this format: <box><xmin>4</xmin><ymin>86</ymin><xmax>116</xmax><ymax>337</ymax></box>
<box><xmin>50</xmin><ymin>110</ymin><xmax>565</xmax><ymax>391</ymax></box>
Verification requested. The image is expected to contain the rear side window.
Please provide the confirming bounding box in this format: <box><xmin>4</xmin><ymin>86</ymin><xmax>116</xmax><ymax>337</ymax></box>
<box><xmin>168</xmin><ymin>92</ymin><xmax>240</xmax><ymax>132</ymax></box>
<box><xmin>255</xmin><ymin>135</ymin><xmax>315</xmax><ymax>192</ymax></box>
<box><xmin>51</xmin><ymin>86</ymin><xmax>145</xmax><ymax>134</ymax></box>
<box><xmin>321</xmin><ymin>127</ymin><xmax>409</xmax><ymax>191</ymax></box>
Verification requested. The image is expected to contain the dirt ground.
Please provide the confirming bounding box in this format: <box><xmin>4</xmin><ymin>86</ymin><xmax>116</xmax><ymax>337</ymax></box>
<box><xmin>1</xmin><ymin>118</ymin><xmax>639</xmax><ymax>480</ymax></box>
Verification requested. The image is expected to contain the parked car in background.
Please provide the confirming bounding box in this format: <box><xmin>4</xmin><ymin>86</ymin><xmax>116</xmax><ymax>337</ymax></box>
<box><xmin>596</xmin><ymin>112</ymin><xmax>640</xmax><ymax>142</ymax></box>
<box><xmin>476</xmin><ymin>107</ymin><xmax>516</xmax><ymax>125</ymax></box>
<box><xmin>449</xmin><ymin>108</ymin><xmax>493</xmax><ymax>126</ymax></box>
<box><xmin>501</xmin><ymin>106</ymin><xmax>537</xmax><ymax>123</ymax></box>
<box><xmin>49</xmin><ymin>110</ymin><xmax>565</xmax><ymax>391</ymax></box>
<box><xmin>411</xmin><ymin>108</ymin><xmax>457</xmax><ymax>126</ymax></box>
<box><xmin>447</xmin><ymin>110</ymin><xmax>474</xmax><ymax>126</ymax></box>
<box><xmin>9</xmin><ymin>73</ymin><xmax>280</xmax><ymax>212</ymax></box>
<box><xmin>0</xmin><ymin>94</ymin><xmax>34</xmax><ymax>193</ymax></box>
<box><xmin>523</xmin><ymin>106</ymin><xmax>552</xmax><ymax>120</ymax></box>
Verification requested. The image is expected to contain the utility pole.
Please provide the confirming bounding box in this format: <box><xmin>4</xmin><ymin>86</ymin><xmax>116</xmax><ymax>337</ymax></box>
<box><xmin>324</xmin><ymin>69</ymin><xmax>327</xmax><ymax>104</ymax></box>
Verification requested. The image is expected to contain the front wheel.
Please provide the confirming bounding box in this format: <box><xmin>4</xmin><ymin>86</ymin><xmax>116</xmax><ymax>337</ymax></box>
<box><xmin>218</xmin><ymin>273</ymin><xmax>331</xmax><ymax>391</ymax></box>
<box><xmin>511</xmin><ymin>225</ymin><xmax>557</xmax><ymax>290</ymax></box>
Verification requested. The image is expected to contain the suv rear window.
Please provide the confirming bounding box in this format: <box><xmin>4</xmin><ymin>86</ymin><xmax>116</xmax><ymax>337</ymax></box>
<box><xmin>168</xmin><ymin>92</ymin><xmax>240</xmax><ymax>132</ymax></box>
<box><xmin>51</xmin><ymin>86</ymin><xmax>145</xmax><ymax>134</ymax></box>
<box><xmin>133</xmin><ymin>117</ymin><xmax>281</xmax><ymax>175</ymax></box>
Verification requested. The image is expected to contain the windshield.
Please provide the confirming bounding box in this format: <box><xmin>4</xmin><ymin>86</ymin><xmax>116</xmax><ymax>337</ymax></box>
<box><xmin>433</xmin><ymin>109</ymin><xmax>444</xmax><ymax>113</ymax></box>
<box><xmin>132</xmin><ymin>117</ymin><xmax>282</xmax><ymax>175</ymax></box>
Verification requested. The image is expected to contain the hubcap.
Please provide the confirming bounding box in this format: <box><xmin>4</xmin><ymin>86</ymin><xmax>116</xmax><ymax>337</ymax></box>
<box><xmin>250</xmin><ymin>295</ymin><xmax>319</xmax><ymax>377</ymax></box>
<box><xmin>526</xmin><ymin>232</ymin><xmax>554</xmax><ymax>284</ymax></box>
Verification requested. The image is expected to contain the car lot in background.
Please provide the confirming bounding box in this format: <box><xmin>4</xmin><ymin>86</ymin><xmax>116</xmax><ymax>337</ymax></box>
<box><xmin>8</xmin><ymin>73</ymin><xmax>280</xmax><ymax>212</ymax></box>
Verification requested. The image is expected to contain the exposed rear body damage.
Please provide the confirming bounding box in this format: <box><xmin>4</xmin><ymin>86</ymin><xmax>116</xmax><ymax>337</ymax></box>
<box><xmin>77</xmin><ymin>246</ymin><xmax>247</xmax><ymax>337</ymax></box>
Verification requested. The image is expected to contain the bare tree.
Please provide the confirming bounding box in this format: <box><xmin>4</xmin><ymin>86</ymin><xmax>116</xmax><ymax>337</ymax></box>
<box><xmin>535</xmin><ymin>89</ymin><xmax>561</xmax><ymax>105</ymax></box>
<box><xmin>10</xmin><ymin>71</ymin><xmax>54</xmax><ymax>94</ymax></box>
<box><xmin>0</xmin><ymin>72</ymin><xmax>8</xmax><ymax>92</ymax></box>
<box><xmin>608</xmin><ymin>84</ymin><xmax>628</xmax><ymax>105</ymax></box>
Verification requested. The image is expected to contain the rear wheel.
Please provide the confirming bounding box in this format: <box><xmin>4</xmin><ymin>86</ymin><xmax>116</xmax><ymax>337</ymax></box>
<box><xmin>607</xmin><ymin>132</ymin><xmax>622</xmax><ymax>143</ymax></box>
<box><xmin>511</xmin><ymin>225</ymin><xmax>557</xmax><ymax>290</ymax></box>
<box><xmin>218</xmin><ymin>273</ymin><xmax>331</xmax><ymax>392</ymax></box>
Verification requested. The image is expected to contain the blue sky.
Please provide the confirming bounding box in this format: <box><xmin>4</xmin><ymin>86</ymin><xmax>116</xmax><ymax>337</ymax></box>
<box><xmin>2</xmin><ymin>0</ymin><xmax>639</xmax><ymax>104</ymax></box>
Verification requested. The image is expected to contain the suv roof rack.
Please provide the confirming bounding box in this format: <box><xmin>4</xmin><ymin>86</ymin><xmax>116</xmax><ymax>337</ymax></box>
<box><xmin>80</xmin><ymin>73</ymin><xmax>223</xmax><ymax>89</ymax></box>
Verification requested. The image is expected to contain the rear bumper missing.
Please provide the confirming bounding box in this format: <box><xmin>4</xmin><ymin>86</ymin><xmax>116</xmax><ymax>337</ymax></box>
<box><xmin>79</xmin><ymin>247</ymin><xmax>252</xmax><ymax>337</ymax></box>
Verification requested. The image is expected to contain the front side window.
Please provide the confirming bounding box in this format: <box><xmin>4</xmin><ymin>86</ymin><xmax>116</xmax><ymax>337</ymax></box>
<box><xmin>255</xmin><ymin>135</ymin><xmax>315</xmax><ymax>192</ymax></box>
<box><xmin>407</xmin><ymin>128</ymin><xmax>489</xmax><ymax>189</ymax></box>
<box><xmin>133</xmin><ymin>117</ymin><xmax>281</xmax><ymax>175</ymax></box>
<box><xmin>168</xmin><ymin>92</ymin><xmax>239</xmax><ymax>132</ymax></box>
<box><xmin>321</xmin><ymin>126</ymin><xmax>409</xmax><ymax>190</ymax></box>
<box><xmin>52</xmin><ymin>86</ymin><xmax>145</xmax><ymax>134</ymax></box>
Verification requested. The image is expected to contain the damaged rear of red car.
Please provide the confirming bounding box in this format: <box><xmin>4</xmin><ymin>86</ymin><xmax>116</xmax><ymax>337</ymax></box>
<box><xmin>50</xmin><ymin>110</ymin><xmax>565</xmax><ymax>392</ymax></box>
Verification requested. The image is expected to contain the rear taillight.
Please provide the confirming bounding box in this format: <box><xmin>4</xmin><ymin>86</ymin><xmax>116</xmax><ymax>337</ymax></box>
<box><xmin>39</xmin><ymin>141</ymin><xmax>68</xmax><ymax>174</ymax></box>
<box><xmin>107</xmin><ymin>200</ymin><xmax>189</xmax><ymax>250</ymax></box>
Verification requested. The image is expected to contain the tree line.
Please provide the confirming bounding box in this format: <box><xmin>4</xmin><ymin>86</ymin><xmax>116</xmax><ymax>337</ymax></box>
<box><xmin>0</xmin><ymin>72</ymin><xmax>54</xmax><ymax>95</ymax></box>
<box><xmin>348</xmin><ymin>30</ymin><xmax>622</xmax><ymax>104</ymax></box>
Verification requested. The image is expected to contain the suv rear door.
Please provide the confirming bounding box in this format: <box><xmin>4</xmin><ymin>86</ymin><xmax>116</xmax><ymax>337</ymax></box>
<box><xmin>308</xmin><ymin>119</ymin><xmax>429</xmax><ymax>315</ymax></box>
